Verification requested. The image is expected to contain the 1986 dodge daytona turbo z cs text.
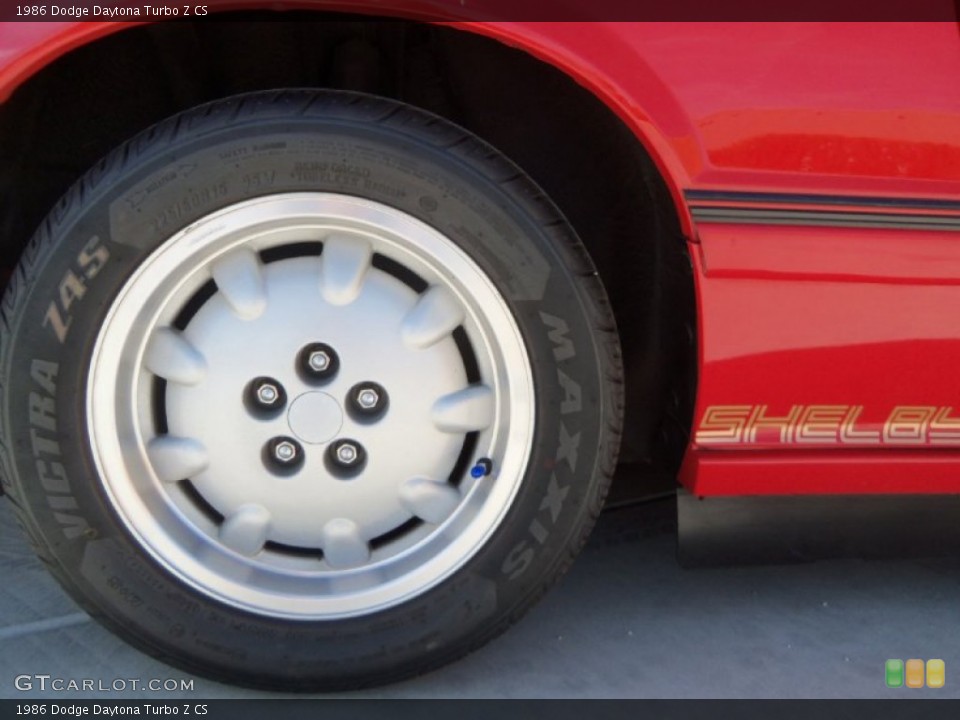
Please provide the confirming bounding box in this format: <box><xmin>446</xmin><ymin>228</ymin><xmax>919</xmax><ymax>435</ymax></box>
<box><xmin>0</xmin><ymin>10</ymin><xmax>957</xmax><ymax>690</ymax></box>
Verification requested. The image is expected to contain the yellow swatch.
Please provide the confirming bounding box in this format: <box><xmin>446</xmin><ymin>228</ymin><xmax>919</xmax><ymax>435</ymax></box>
<box><xmin>926</xmin><ymin>659</ymin><xmax>945</xmax><ymax>688</ymax></box>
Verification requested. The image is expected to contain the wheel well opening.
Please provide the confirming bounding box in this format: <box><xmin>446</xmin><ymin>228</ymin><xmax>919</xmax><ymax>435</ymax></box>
<box><xmin>0</xmin><ymin>14</ymin><xmax>696</xmax><ymax>492</ymax></box>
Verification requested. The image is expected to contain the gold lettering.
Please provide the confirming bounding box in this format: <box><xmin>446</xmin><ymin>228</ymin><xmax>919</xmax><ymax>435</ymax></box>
<box><xmin>795</xmin><ymin>406</ymin><xmax>847</xmax><ymax>444</ymax></box>
<box><xmin>696</xmin><ymin>406</ymin><xmax>752</xmax><ymax>444</ymax></box>
<box><xmin>745</xmin><ymin>405</ymin><xmax>802</xmax><ymax>444</ymax></box>
<box><xmin>882</xmin><ymin>406</ymin><xmax>936</xmax><ymax>445</ymax></box>
<box><xmin>839</xmin><ymin>405</ymin><xmax>881</xmax><ymax>445</ymax></box>
<box><xmin>929</xmin><ymin>406</ymin><xmax>960</xmax><ymax>446</ymax></box>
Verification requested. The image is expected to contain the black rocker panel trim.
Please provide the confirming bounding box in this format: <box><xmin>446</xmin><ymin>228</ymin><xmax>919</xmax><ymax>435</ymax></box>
<box><xmin>678</xmin><ymin>489</ymin><xmax>960</xmax><ymax>567</ymax></box>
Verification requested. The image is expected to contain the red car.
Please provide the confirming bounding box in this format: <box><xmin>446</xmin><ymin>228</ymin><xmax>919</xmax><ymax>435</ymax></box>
<box><xmin>0</xmin><ymin>13</ymin><xmax>957</xmax><ymax>690</ymax></box>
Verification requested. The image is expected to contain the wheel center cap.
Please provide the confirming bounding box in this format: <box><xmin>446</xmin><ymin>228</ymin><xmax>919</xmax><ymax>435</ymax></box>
<box><xmin>287</xmin><ymin>391</ymin><xmax>343</xmax><ymax>445</ymax></box>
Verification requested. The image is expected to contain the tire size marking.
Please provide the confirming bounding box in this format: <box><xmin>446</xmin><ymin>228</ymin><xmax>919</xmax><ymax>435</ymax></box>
<box><xmin>151</xmin><ymin>182</ymin><xmax>228</xmax><ymax>236</ymax></box>
<box><xmin>42</xmin><ymin>236</ymin><xmax>110</xmax><ymax>343</ymax></box>
<box><xmin>242</xmin><ymin>170</ymin><xmax>276</xmax><ymax>192</ymax></box>
<box><xmin>27</xmin><ymin>359</ymin><xmax>90</xmax><ymax>539</ymax></box>
<box><xmin>501</xmin><ymin>313</ymin><xmax>582</xmax><ymax>581</ymax></box>
<box><xmin>107</xmin><ymin>574</ymin><xmax>145</xmax><ymax>609</ymax></box>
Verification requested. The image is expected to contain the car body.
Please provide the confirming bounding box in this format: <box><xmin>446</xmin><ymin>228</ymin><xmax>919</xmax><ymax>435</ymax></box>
<box><xmin>7</xmin><ymin>16</ymin><xmax>958</xmax><ymax>494</ymax></box>
<box><xmin>0</xmin><ymin>11</ymin><xmax>958</xmax><ymax>688</ymax></box>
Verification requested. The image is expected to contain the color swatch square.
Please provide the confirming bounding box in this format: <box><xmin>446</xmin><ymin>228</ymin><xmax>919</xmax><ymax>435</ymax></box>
<box><xmin>927</xmin><ymin>659</ymin><xmax>945</xmax><ymax>688</ymax></box>
<box><xmin>906</xmin><ymin>659</ymin><xmax>925</xmax><ymax>688</ymax></box>
<box><xmin>885</xmin><ymin>659</ymin><xmax>904</xmax><ymax>688</ymax></box>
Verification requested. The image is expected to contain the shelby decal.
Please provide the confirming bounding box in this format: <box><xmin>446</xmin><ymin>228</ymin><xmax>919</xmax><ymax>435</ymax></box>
<box><xmin>697</xmin><ymin>405</ymin><xmax>960</xmax><ymax>447</ymax></box>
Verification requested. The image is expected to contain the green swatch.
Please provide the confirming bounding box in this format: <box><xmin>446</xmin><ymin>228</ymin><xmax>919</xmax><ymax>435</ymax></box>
<box><xmin>886</xmin><ymin>659</ymin><xmax>904</xmax><ymax>688</ymax></box>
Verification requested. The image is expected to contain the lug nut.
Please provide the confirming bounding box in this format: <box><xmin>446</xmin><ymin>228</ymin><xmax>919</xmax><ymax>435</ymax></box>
<box><xmin>336</xmin><ymin>443</ymin><xmax>360</xmax><ymax>465</ymax></box>
<box><xmin>246</xmin><ymin>377</ymin><xmax>287</xmax><ymax>414</ymax></box>
<box><xmin>264</xmin><ymin>436</ymin><xmax>304</xmax><ymax>473</ymax></box>
<box><xmin>257</xmin><ymin>383</ymin><xmax>280</xmax><ymax>405</ymax></box>
<box><xmin>298</xmin><ymin>343</ymin><xmax>339</xmax><ymax>382</ymax></box>
<box><xmin>347</xmin><ymin>381</ymin><xmax>388</xmax><ymax>421</ymax></box>
<box><xmin>326</xmin><ymin>438</ymin><xmax>367</xmax><ymax>477</ymax></box>
<box><xmin>357</xmin><ymin>388</ymin><xmax>379</xmax><ymax>410</ymax></box>
<box><xmin>309</xmin><ymin>350</ymin><xmax>331</xmax><ymax>373</ymax></box>
<box><xmin>275</xmin><ymin>441</ymin><xmax>298</xmax><ymax>463</ymax></box>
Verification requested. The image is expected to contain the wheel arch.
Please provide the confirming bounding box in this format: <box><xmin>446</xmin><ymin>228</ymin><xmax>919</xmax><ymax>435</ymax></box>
<box><xmin>0</xmin><ymin>19</ymin><xmax>697</xmax><ymax>222</ymax></box>
<box><xmin>0</xmin><ymin>14</ymin><xmax>697</xmax><ymax>486</ymax></box>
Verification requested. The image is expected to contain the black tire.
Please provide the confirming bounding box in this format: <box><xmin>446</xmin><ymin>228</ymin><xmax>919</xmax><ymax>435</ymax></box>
<box><xmin>0</xmin><ymin>90</ymin><xmax>623</xmax><ymax>690</ymax></box>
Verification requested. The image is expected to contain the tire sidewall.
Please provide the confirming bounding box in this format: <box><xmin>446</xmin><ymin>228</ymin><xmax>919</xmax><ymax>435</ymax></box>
<box><xmin>2</xmin><ymin>93</ymin><xmax>611</xmax><ymax>687</ymax></box>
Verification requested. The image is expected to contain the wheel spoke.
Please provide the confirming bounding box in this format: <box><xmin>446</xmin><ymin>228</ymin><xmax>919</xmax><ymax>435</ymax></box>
<box><xmin>401</xmin><ymin>285</ymin><xmax>465</xmax><ymax>349</ymax></box>
<box><xmin>144</xmin><ymin>328</ymin><xmax>206</xmax><ymax>385</ymax></box>
<box><xmin>210</xmin><ymin>248</ymin><xmax>267</xmax><ymax>320</ymax></box>
<box><xmin>321</xmin><ymin>234</ymin><xmax>372</xmax><ymax>306</ymax></box>
<box><xmin>219</xmin><ymin>504</ymin><xmax>271</xmax><ymax>556</ymax></box>
<box><xmin>399</xmin><ymin>477</ymin><xmax>462</xmax><ymax>524</ymax></box>
<box><xmin>320</xmin><ymin>518</ymin><xmax>370</xmax><ymax>569</ymax></box>
<box><xmin>431</xmin><ymin>385</ymin><xmax>495</xmax><ymax>433</ymax></box>
<box><xmin>146</xmin><ymin>436</ymin><xmax>208</xmax><ymax>482</ymax></box>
